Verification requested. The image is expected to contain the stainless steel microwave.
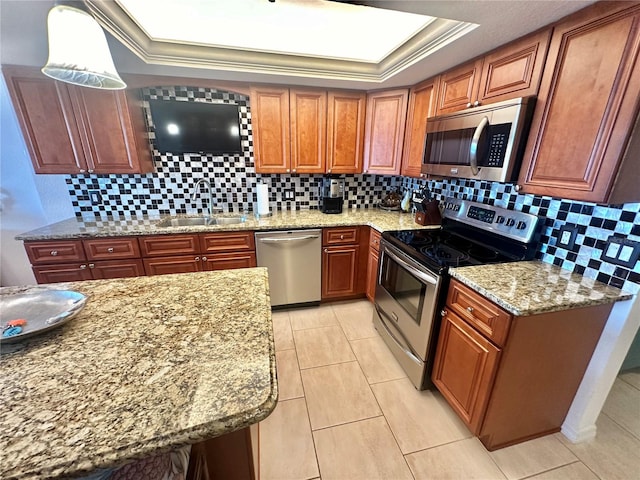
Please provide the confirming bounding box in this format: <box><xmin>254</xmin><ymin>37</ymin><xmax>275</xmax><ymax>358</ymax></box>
<box><xmin>421</xmin><ymin>96</ymin><xmax>535</xmax><ymax>182</ymax></box>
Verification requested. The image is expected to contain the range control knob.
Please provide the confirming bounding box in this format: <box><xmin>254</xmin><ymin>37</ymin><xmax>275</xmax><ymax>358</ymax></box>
<box><xmin>505</xmin><ymin>218</ymin><xmax>516</xmax><ymax>227</ymax></box>
<box><xmin>516</xmin><ymin>221</ymin><xmax>527</xmax><ymax>230</ymax></box>
<box><xmin>496</xmin><ymin>215</ymin><xmax>505</xmax><ymax>224</ymax></box>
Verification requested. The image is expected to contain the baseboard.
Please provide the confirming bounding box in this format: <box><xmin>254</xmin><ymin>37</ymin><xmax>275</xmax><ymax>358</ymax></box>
<box><xmin>560</xmin><ymin>422</ymin><xmax>597</xmax><ymax>443</ymax></box>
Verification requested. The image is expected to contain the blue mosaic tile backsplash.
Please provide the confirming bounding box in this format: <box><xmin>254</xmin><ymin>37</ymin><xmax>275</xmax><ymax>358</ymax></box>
<box><xmin>64</xmin><ymin>86</ymin><xmax>640</xmax><ymax>294</ymax></box>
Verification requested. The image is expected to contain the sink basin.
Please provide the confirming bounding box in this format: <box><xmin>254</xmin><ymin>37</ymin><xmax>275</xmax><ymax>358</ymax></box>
<box><xmin>155</xmin><ymin>215</ymin><xmax>246</xmax><ymax>227</ymax></box>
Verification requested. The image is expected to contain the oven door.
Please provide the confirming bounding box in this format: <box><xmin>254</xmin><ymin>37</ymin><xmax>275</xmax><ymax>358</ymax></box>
<box><xmin>374</xmin><ymin>241</ymin><xmax>443</xmax><ymax>362</ymax></box>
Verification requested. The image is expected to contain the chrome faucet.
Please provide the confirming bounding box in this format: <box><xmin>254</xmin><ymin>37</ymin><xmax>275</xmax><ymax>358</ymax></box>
<box><xmin>191</xmin><ymin>179</ymin><xmax>221</xmax><ymax>216</ymax></box>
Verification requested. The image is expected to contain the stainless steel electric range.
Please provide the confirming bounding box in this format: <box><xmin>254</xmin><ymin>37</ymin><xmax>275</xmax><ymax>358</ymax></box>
<box><xmin>373</xmin><ymin>196</ymin><xmax>542</xmax><ymax>390</ymax></box>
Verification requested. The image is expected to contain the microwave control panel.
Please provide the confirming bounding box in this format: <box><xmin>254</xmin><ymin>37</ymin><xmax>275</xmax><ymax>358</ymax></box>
<box><xmin>484</xmin><ymin>123</ymin><xmax>512</xmax><ymax>167</ymax></box>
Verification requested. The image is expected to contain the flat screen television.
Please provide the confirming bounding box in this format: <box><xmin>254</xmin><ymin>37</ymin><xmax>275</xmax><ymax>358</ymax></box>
<box><xmin>148</xmin><ymin>99</ymin><xmax>243</xmax><ymax>154</ymax></box>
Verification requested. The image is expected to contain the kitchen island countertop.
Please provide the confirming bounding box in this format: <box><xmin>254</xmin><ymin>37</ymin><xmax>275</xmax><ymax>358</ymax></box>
<box><xmin>450</xmin><ymin>260</ymin><xmax>634</xmax><ymax>316</ymax></box>
<box><xmin>0</xmin><ymin>268</ymin><xmax>276</xmax><ymax>480</ymax></box>
<box><xmin>15</xmin><ymin>208</ymin><xmax>434</xmax><ymax>240</ymax></box>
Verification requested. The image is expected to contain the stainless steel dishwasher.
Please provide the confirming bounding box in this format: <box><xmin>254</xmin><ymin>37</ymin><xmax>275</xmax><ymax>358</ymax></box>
<box><xmin>255</xmin><ymin>229</ymin><xmax>322</xmax><ymax>307</ymax></box>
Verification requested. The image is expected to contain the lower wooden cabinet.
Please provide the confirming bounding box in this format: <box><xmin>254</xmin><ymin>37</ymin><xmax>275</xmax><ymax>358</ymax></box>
<box><xmin>321</xmin><ymin>226</ymin><xmax>367</xmax><ymax>300</ymax></box>
<box><xmin>432</xmin><ymin>279</ymin><xmax>613</xmax><ymax>450</ymax></box>
<box><xmin>32</xmin><ymin>263</ymin><xmax>94</xmax><ymax>283</ymax></box>
<box><xmin>365</xmin><ymin>229</ymin><xmax>381</xmax><ymax>302</ymax></box>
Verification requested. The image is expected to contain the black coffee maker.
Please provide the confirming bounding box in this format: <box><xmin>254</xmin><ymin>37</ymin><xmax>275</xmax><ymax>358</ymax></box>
<box><xmin>320</xmin><ymin>175</ymin><xmax>344</xmax><ymax>214</ymax></box>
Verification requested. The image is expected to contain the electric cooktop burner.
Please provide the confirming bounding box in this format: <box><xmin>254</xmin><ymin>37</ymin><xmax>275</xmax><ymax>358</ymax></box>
<box><xmin>383</xmin><ymin>197</ymin><xmax>542</xmax><ymax>274</ymax></box>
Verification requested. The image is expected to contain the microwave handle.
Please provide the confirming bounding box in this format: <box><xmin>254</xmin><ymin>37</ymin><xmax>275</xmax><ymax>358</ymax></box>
<box><xmin>470</xmin><ymin>116</ymin><xmax>489</xmax><ymax>176</ymax></box>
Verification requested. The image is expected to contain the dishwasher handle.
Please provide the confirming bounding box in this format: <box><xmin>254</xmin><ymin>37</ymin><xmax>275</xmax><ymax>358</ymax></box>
<box><xmin>258</xmin><ymin>235</ymin><xmax>320</xmax><ymax>243</ymax></box>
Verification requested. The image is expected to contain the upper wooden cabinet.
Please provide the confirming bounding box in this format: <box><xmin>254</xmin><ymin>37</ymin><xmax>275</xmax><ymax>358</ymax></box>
<box><xmin>363</xmin><ymin>89</ymin><xmax>409</xmax><ymax>175</ymax></box>
<box><xmin>401</xmin><ymin>77</ymin><xmax>439</xmax><ymax>178</ymax></box>
<box><xmin>326</xmin><ymin>91</ymin><xmax>366</xmax><ymax>174</ymax></box>
<box><xmin>251</xmin><ymin>87</ymin><xmax>365</xmax><ymax>174</ymax></box>
<box><xmin>249</xmin><ymin>87</ymin><xmax>291</xmax><ymax>173</ymax></box>
<box><xmin>290</xmin><ymin>88</ymin><xmax>326</xmax><ymax>174</ymax></box>
<box><xmin>3</xmin><ymin>66</ymin><xmax>154</xmax><ymax>175</ymax></box>
<box><xmin>518</xmin><ymin>3</ymin><xmax>640</xmax><ymax>203</ymax></box>
<box><xmin>435</xmin><ymin>29</ymin><xmax>550</xmax><ymax>116</ymax></box>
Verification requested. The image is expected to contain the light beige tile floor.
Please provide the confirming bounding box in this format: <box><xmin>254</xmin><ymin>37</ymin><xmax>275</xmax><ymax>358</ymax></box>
<box><xmin>260</xmin><ymin>301</ymin><xmax>640</xmax><ymax>480</ymax></box>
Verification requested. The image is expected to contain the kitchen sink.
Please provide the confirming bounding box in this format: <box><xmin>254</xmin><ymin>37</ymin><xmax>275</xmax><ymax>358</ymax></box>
<box><xmin>155</xmin><ymin>214</ymin><xmax>246</xmax><ymax>227</ymax></box>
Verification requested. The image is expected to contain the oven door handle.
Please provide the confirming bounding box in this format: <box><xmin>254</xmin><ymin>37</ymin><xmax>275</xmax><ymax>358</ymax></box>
<box><xmin>469</xmin><ymin>116</ymin><xmax>489</xmax><ymax>176</ymax></box>
<box><xmin>374</xmin><ymin>304</ymin><xmax>423</xmax><ymax>366</ymax></box>
<box><xmin>383</xmin><ymin>247</ymin><xmax>438</xmax><ymax>286</ymax></box>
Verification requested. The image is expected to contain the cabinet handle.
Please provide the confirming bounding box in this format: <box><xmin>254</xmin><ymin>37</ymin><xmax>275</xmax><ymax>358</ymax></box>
<box><xmin>467</xmin><ymin>306</ymin><xmax>474</xmax><ymax>313</ymax></box>
<box><xmin>107</xmin><ymin>247</ymin><xmax>114</xmax><ymax>253</ymax></box>
<box><xmin>89</xmin><ymin>263</ymin><xmax>95</xmax><ymax>269</ymax></box>
<box><xmin>79</xmin><ymin>169</ymin><xmax>86</xmax><ymax>173</ymax></box>
<box><xmin>286</xmin><ymin>169</ymin><xmax>290</xmax><ymax>173</ymax></box>
<box><xmin>514</xmin><ymin>185</ymin><xmax>522</xmax><ymax>192</ymax></box>
<box><xmin>79</xmin><ymin>264</ymin><xmax>87</xmax><ymax>269</ymax></box>
<box><xmin>88</xmin><ymin>169</ymin><xmax>94</xmax><ymax>173</ymax></box>
<box><xmin>202</xmin><ymin>256</ymin><xmax>207</xmax><ymax>261</ymax></box>
<box><xmin>50</xmin><ymin>250</ymin><xmax>58</xmax><ymax>256</ymax></box>
<box><xmin>340</xmin><ymin>234</ymin><xmax>344</xmax><ymax>240</ymax></box>
<box><xmin>473</xmin><ymin>101</ymin><xmax>480</xmax><ymax>107</ymax></box>
<box><xmin>195</xmin><ymin>256</ymin><xmax>200</xmax><ymax>261</ymax></box>
<box><xmin>328</xmin><ymin>169</ymin><xmax>332</xmax><ymax>173</ymax></box>
<box><xmin>292</xmin><ymin>168</ymin><xmax>297</xmax><ymax>173</ymax></box>
<box><xmin>324</xmin><ymin>248</ymin><xmax>328</xmax><ymax>253</ymax></box>
<box><xmin>466</xmin><ymin>102</ymin><xmax>472</xmax><ymax>108</ymax></box>
<box><xmin>441</xmin><ymin>309</ymin><xmax>447</xmax><ymax>317</ymax></box>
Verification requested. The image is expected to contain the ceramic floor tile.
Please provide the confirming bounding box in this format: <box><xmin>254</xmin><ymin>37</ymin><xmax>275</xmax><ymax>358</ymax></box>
<box><xmin>526</xmin><ymin>462</ymin><xmax>599</xmax><ymax>480</ymax></box>
<box><xmin>276</xmin><ymin>349</ymin><xmax>304</xmax><ymax>401</ymax></box>
<box><xmin>601</xmin><ymin>378</ymin><xmax>640</xmax><ymax>438</ymax></box>
<box><xmin>371</xmin><ymin>378</ymin><xmax>472</xmax><ymax>454</ymax></box>
<box><xmin>313</xmin><ymin>416</ymin><xmax>413</xmax><ymax>480</ymax></box>
<box><xmin>489</xmin><ymin>435</ymin><xmax>578</xmax><ymax>480</ymax></box>
<box><xmin>301</xmin><ymin>361</ymin><xmax>382</xmax><ymax>430</ymax></box>
<box><xmin>289</xmin><ymin>304</ymin><xmax>338</xmax><ymax>331</ymax></box>
<box><xmin>405</xmin><ymin>437</ymin><xmax>507</xmax><ymax>480</ymax></box>
<box><xmin>272</xmin><ymin>310</ymin><xmax>295</xmax><ymax>351</ymax></box>
<box><xmin>618</xmin><ymin>366</ymin><xmax>640</xmax><ymax>390</ymax></box>
<box><xmin>331</xmin><ymin>300</ymin><xmax>378</xmax><ymax>340</ymax></box>
<box><xmin>259</xmin><ymin>398</ymin><xmax>319</xmax><ymax>480</ymax></box>
<box><xmin>350</xmin><ymin>336</ymin><xmax>407</xmax><ymax>384</ymax></box>
<box><xmin>558</xmin><ymin>414</ymin><xmax>640</xmax><ymax>480</ymax></box>
<box><xmin>293</xmin><ymin>325</ymin><xmax>355</xmax><ymax>369</ymax></box>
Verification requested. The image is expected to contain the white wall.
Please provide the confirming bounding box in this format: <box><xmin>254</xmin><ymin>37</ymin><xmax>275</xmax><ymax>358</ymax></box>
<box><xmin>0</xmin><ymin>75</ymin><xmax>74</xmax><ymax>286</ymax></box>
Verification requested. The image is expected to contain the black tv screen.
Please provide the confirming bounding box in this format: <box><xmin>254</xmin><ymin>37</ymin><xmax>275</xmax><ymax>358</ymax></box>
<box><xmin>148</xmin><ymin>99</ymin><xmax>242</xmax><ymax>154</ymax></box>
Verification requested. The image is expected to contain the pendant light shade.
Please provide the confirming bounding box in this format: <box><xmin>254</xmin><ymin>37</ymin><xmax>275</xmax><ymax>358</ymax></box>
<box><xmin>42</xmin><ymin>2</ymin><xmax>126</xmax><ymax>90</ymax></box>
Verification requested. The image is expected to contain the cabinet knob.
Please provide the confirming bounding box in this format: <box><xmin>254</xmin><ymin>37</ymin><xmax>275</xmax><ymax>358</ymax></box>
<box><xmin>88</xmin><ymin>169</ymin><xmax>94</xmax><ymax>173</ymax></box>
<box><xmin>466</xmin><ymin>102</ymin><xmax>472</xmax><ymax>108</ymax></box>
<box><xmin>194</xmin><ymin>256</ymin><xmax>200</xmax><ymax>261</ymax></box>
<box><xmin>89</xmin><ymin>263</ymin><xmax>95</xmax><ymax>269</ymax></box>
<box><xmin>79</xmin><ymin>169</ymin><xmax>86</xmax><ymax>173</ymax></box>
<box><xmin>467</xmin><ymin>306</ymin><xmax>474</xmax><ymax>313</ymax></box>
<box><xmin>514</xmin><ymin>184</ymin><xmax>522</xmax><ymax>192</ymax></box>
<box><xmin>50</xmin><ymin>250</ymin><xmax>58</xmax><ymax>256</ymax></box>
<box><xmin>79</xmin><ymin>264</ymin><xmax>87</xmax><ymax>269</ymax></box>
<box><xmin>328</xmin><ymin>169</ymin><xmax>332</xmax><ymax>173</ymax></box>
<box><xmin>202</xmin><ymin>256</ymin><xmax>207</xmax><ymax>261</ymax></box>
<box><xmin>292</xmin><ymin>169</ymin><xmax>297</xmax><ymax>173</ymax></box>
<box><xmin>107</xmin><ymin>247</ymin><xmax>114</xmax><ymax>253</ymax></box>
<box><xmin>286</xmin><ymin>169</ymin><xmax>290</xmax><ymax>173</ymax></box>
<box><xmin>324</xmin><ymin>248</ymin><xmax>328</xmax><ymax>253</ymax></box>
<box><xmin>473</xmin><ymin>101</ymin><xmax>480</xmax><ymax>107</ymax></box>
<box><xmin>441</xmin><ymin>309</ymin><xmax>447</xmax><ymax>317</ymax></box>
<box><xmin>340</xmin><ymin>234</ymin><xmax>344</xmax><ymax>240</ymax></box>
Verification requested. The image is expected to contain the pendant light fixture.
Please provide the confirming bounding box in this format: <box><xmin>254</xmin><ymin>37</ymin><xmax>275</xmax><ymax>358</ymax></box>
<box><xmin>42</xmin><ymin>0</ymin><xmax>126</xmax><ymax>90</ymax></box>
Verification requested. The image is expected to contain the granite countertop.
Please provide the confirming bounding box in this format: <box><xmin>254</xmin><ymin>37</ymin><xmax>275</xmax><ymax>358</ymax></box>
<box><xmin>450</xmin><ymin>260</ymin><xmax>634</xmax><ymax>316</ymax></box>
<box><xmin>0</xmin><ymin>269</ymin><xmax>277</xmax><ymax>480</ymax></box>
<box><xmin>15</xmin><ymin>208</ymin><xmax>434</xmax><ymax>241</ymax></box>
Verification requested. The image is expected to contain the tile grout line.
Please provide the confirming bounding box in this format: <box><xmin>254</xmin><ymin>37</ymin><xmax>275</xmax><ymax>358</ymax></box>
<box><xmin>518</xmin><ymin>460</ymin><xmax>602</xmax><ymax>480</ymax></box>
<box><xmin>599</xmin><ymin>410</ymin><xmax>640</xmax><ymax>443</ymax></box>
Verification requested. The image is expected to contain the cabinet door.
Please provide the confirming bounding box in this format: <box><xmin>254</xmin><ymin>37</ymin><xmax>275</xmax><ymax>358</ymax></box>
<box><xmin>3</xmin><ymin>67</ymin><xmax>87</xmax><ymax>174</ymax></box>
<box><xmin>365</xmin><ymin>246</ymin><xmax>379</xmax><ymax>302</ymax></box>
<box><xmin>477</xmin><ymin>29</ymin><xmax>550</xmax><ymax>105</ymax></box>
<box><xmin>202</xmin><ymin>252</ymin><xmax>257</xmax><ymax>271</ymax></box>
<box><xmin>32</xmin><ymin>264</ymin><xmax>93</xmax><ymax>284</ymax></box>
<box><xmin>435</xmin><ymin>59</ymin><xmax>483</xmax><ymax>115</ymax></box>
<box><xmin>432</xmin><ymin>310</ymin><xmax>501</xmax><ymax>433</ymax></box>
<box><xmin>89</xmin><ymin>259</ymin><xmax>145</xmax><ymax>279</ymax></box>
<box><xmin>518</xmin><ymin>3</ymin><xmax>640</xmax><ymax>203</ymax></box>
<box><xmin>322</xmin><ymin>245</ymin><xmax>359</xmax><ymax>299</ymax></box>
<box><xmin>401</xmin><ymin>77</ymin><xmax>439</xmax><ymax>178</ymax></box>
<box><xmin>250</xmin><ymin>87</ymin><xmax>291</xmax><ymax>173</ymax></box>
<box><xmin>290</xmin><ymin>88</ymin><xmax>326</xmax><ymax>174</ymax></box>
<box><xmin>326</xmin><ymin>91</ymin><xmax>366</xmax><ymax>174</ymax></box>
<box><xmin>70</xmin><ymin>88</ymin><xmax>153</xmax><ymax>174</ymax></box>
<box><xmin>143</xmin><ymin>256</ymin><xmax>201</xmax><ymax>275</ymax></box>
<box><xmin>363</xmin><ymin>89</ymin><xmax>408</xmax><ymax>175</ymax></box>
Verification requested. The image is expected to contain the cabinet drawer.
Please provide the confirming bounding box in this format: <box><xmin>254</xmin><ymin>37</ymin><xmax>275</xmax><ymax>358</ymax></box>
<box><xmin>369</xmin><ymin>228</ymin><xmax>381</xmax><ymax>253</ymax></box>
<box><xmin>143</xmin><ymin>256</ymin><xmax>201</xmax><ymax>276</ymax></box>
<box><xmin>32</xmin><ymin>263</ymin><xmax>93</xmax><ymax>283</ymax></box>
<box><xmin>83</xmin><ymin>237</ymin><xmax>140</xmax><ymax>260</ymax></box>
<box><xmin>139</xmin><ymin>235</ymin><xmax>200</xmax><ymax>257</ymax></box>
<box><xmin>200</xmin><ymin>231</ymin><xmax>255</xmax><ymax>253</ymax></box>
<box><xmin>203</xmin><ymin>252</ymin><xmax>257</xmax><ymax>271</ymax></box>
<box><xmin>25</xmin><ymin>240</ymin><xmax>86</xmax><ymax>264</ymax></box>
<box><xmin>323</xmin><ymin>227</ymin><xmax>359</xmax><ymax>246</ymax></box>
<box><xmin>447</xmin><ymin>280</ymin><xmax>512</xmax><ymax>347</ymax></box>
<box><xmin>89</xmin><ymin>259</ymin><xmax>145</xmax><ymax>279</ymax></box>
